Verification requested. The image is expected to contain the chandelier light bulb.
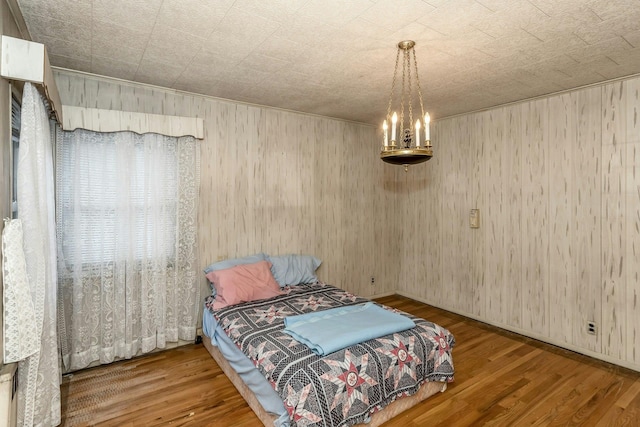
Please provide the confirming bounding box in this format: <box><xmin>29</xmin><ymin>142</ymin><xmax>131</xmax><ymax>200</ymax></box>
<box><xmin>391</xmin><ymin>112</ymin><xmax>397</xmax><ymax>142</ymax></box>
<box><xmin>383</xmin><ymin>120</ymin><xmax>388</xmax><ymax>147</ymax></box>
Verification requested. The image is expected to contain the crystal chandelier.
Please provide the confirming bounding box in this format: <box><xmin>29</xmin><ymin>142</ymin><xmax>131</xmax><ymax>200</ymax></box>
<box><xmin>380</xmin><ymin>40</ymin><xmax>432</xmax><ymax>171</ymax></box>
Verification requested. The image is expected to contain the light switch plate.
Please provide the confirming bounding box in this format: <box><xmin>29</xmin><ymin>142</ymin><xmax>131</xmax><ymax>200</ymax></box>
<box><xmin>470</xmin><ymin>209</ymin><xmax>480</xmax><ymax>228</ymax></box>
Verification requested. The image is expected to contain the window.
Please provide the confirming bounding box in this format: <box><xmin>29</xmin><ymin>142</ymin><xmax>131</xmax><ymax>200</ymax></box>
<box><xmin>11</xmin><ymin>94</ymin><xmax>20</xmax><ymax>218</ymax></box>
<box><xmin>56</xmin><ymin>130</ymin><xmax>178</xmax><ymax>268</ymax></box>
<box><xmin>56</xmin><ymin>128</ymin><xmax>200</xmax><ymax>369</ymax></box>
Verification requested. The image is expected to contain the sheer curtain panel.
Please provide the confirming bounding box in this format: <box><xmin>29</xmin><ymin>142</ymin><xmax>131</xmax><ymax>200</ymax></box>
<box><xmin>16</xmin><ymin>82</ymin><xmax>61</xmax><ymax>427</ymax></box>
<box><xmin>56</xmin><ymin>129</ymin><xmax>200</xmax><ymax>371</ymax></box>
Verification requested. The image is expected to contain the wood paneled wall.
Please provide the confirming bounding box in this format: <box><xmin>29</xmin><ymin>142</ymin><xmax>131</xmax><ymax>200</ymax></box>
<box><xmin>53</xmin><ymin>70</ymin><xmax>397</xmax><ymax>315</ymax></box>
<box><xmin>52</xmin><ymin>68</ymin><xmax>640</xmax><ymax>371</ymax></box>
<box><xmin>400</xmin><ymin>75</ymin><xmax>640</xmax><ymax>371</ymax></box>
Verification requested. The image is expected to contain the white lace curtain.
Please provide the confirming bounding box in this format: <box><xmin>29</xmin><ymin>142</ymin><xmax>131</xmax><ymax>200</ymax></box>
<box><xmin>16</xmin><ymin>82</ymin><xmax>61</xmax><ymax>426</ymax></box>
<box><xmin>55</xmin><ymin>128</ymin><xmax>200</xmax><ymax>371</ymax></box>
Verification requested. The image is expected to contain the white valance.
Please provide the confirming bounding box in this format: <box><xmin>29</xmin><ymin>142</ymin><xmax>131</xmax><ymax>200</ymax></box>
<box><xmin>61</xmin><ymin>105</ymin><xmax>204</xmax><ymax>139</ymax></box>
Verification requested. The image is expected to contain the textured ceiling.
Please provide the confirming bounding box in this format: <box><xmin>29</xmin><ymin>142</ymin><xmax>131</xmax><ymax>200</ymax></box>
<box><xmin>15</xmin><ymin>0</ymin><xmax>640</xmax><ymax>125</ymax></box>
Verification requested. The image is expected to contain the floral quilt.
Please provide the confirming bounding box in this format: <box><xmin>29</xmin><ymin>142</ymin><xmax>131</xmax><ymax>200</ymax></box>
<box><xmin>205</xmin><ymin>282</ymin><xmax>455</xmax><ymax>427</ymax></box>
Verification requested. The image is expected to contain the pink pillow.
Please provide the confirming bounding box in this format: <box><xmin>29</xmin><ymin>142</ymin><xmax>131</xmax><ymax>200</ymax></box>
<box><xmin>207</xmin><ymin>260</ymin><xmax>283</xmax><ymax>309</ymax></box>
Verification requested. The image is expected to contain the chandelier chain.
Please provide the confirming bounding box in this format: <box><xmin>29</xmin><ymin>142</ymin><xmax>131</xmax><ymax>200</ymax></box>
<box><xmin>400</xmin><ymin>48</ymin><xmax>406</xmax><ymax>139</ymax></box>
<box><xmin>412</xmin><ymin>48</ymin><xmax>426</xmax><ymax>123</ymax></box>
<box><xmin>386</xmin><ymin>48</ymin><xmax>401</xmax><ymax>122</ymax></box>
<box><xmin>406</xmin><ymin>48</ymin><xmax>413</xmax><ymax>147</ymax></box>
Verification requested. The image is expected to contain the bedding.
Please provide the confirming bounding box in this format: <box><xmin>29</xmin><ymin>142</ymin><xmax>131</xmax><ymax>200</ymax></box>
<box><xmin>283</xmin><ymin>302</ymin><xmax>415</xmax><ymax>356</ymax></box>
<box><xmin>204</xmin><ymin>253</ymin><xmax>268</xmax><ymax>294</ymax></box>
<box><xmin>203</xmin><ymin>308</ymin><xmax>290</xmax><ymax>426</ymax></box>
<box><xmin>207</xmin><ymin>260</ymin><xmax>283</xmax><ymax>309</ymax></box>
<box><xmin>267</xmin><ymin>254</ymin><xmax>322</xmax><ymax>287</ymax></box>
<box><xmin>205</xmin><ymin>282</ymin><xmax>455</xmax><ymax>427</ymax></box>
<box><xmin>204</xmin><ymin>252</ymin><xmax>268</xmax><ymax>274</ymax></box>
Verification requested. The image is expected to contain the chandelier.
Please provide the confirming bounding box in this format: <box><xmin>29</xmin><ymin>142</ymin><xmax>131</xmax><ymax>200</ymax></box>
<box><xmin>380</xmin><ymin>40</ymin><xmax>432</xmax><ymax>171</ymax></box>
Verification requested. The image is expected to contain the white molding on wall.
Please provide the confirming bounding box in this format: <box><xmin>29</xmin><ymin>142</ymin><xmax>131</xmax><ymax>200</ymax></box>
<box><xmin>51</xmin><ymin>66</ymin><xmax>375</xmax><ymax>127</ymax></box>
<box><xmin>438</xmin><ymin>71</ymin><xmax>640</xmax><ymax>122</ymax></box>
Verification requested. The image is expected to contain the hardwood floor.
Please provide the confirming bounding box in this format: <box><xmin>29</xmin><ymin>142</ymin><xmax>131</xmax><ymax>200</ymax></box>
<box><xmin>60</xmin><ymin>295</ymin><xmax>640</xmax><ymax>426</ymax></box>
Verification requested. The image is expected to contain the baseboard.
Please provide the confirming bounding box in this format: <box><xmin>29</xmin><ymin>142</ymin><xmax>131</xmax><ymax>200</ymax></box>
<box><xmin>397</xmin><ymin>291</ymin><xmax>640</xmax><ymax>373</ymax></box>
<box><xmin>369</xmin><ymin>291</ymin><xmax>395</xmax><ymax>299</ymax></box>
<box><xmin>63</xmin><ymin>337</ymin><xmax>198</xmax><ymax>374</ymax></box>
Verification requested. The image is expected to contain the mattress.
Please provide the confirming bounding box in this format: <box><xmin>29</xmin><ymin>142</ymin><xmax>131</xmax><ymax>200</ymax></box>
<box><xmin>204</xmin><ymin>282</ymin><xmax>455</xmax><ymax>427</ymax></box>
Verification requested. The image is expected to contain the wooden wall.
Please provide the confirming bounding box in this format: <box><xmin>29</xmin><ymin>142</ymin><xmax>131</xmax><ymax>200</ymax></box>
<box><xmin>53</xmin><ymin>70</ymin><xmax>400</xmax><ymax>313</ymax></box>
<box><xmin>52</xmin><ymin>68</ymin><xmax>640</xmax><ymax>370</ymax></box>
<box><xmin>400</xmin><ymin>75</ymin><xmax>640</xmax><ymax>371</ymax></box>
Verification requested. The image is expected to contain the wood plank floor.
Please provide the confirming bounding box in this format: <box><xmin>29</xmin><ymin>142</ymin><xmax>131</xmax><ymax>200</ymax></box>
<box><xmin>60</xmin><ymin>295</ymin><xmax>640</xmax><ymax>426</ymax></box>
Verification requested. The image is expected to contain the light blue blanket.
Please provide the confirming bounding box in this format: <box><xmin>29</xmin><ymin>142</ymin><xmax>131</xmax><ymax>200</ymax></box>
<box><xmin>283</xmin><ymin>302</ymin><xmax>415</xmax><ymax>356</ymax></box>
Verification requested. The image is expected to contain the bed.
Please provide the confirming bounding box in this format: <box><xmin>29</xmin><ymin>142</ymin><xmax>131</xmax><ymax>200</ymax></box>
<box><xmin>202</xmin><ymin>270</ymin><xmax>455</xmax><ymax>427</ymax></box>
